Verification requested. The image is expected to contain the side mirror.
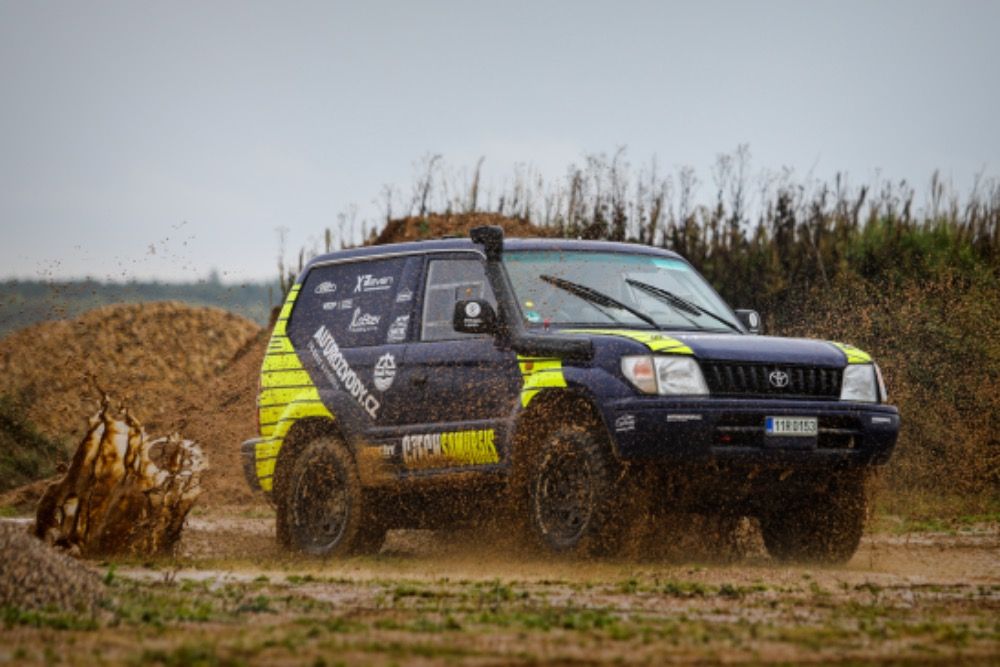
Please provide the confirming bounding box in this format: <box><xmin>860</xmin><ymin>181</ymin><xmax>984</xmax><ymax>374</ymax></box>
<box><xmin>735</xmin><ymin>309</ymin><xmax>762</xmax><ymax>334</ymax></box>
<box><xmin>453</xmin><ymin>299</ymin><xmax>497</xmax><ymax>335</ymax></box>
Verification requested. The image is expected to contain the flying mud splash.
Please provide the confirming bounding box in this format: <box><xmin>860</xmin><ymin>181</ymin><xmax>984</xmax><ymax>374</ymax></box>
<box><xmin>34</xmin><ymin>395</ymin><xmax>206</xmax><ymax>557</ymax></box>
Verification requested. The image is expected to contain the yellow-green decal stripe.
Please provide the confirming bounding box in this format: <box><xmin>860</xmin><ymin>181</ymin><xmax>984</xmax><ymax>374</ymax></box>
<box><xmin>517</xmin><ymin>355</ymin><xmax>567</xmax><ymax>407</ymax></box>
<box><xmin>255</xmin><ymin>284</ymin><xmax>334</xmax><ymax>491</ymax></box>
<box><xmin>564</xmin><ymin>329</ymin><xmax>694</xmax><ymax>355</ymax></box>
<box><xmin>829</xmin><ymin>341</ymin><xmax>872</xmax><ymax>364</ymax></box>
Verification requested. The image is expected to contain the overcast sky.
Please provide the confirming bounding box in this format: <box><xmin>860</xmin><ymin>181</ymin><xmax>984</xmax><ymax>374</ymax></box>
<box><xmin>1</xmin><ymin>0</ymin><xmax>997</xmax><ymax>282</ymax></box>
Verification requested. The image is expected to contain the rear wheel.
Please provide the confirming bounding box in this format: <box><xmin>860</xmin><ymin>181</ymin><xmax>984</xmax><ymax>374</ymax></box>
<box><xmin>278</xmin><ymin>437</ymin><xmax>385</xmax><ymax>557</ymax></box>
<box><xmin>759</xmin><ymin>473</ymin><xmax>867</xmax><ymax>564</ymax></box>
<box><xmin>520</xmin><ymin>421</ymin><xmax>625</xmax><ymax>557</ymax></box>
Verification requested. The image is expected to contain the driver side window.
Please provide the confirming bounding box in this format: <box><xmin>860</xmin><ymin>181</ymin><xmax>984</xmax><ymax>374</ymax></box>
<box><xmin>420</xmin><ymin>258</ymin><xmax>496</xmax><ymax>341</ymax></box>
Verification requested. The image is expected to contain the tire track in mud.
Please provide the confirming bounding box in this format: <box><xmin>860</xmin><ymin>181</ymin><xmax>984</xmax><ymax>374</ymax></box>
<box><xmin>175</xmin><ymin>512</ymin><xmax>999</xmax><ymax>586</ymax></box>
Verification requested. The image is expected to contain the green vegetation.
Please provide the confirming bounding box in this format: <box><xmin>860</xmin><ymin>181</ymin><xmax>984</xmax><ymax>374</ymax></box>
<box><xmin>0</xmin><ymin>393</ymin><xmax>66</xmax><ymax>493</ymax></box>
<box><xmin>1</xmin><ymin>605</ymin><xmax>100</xmax><ymax>631</ymax></box>
<box><xmin>870</xmin><ymin>495</ymin><xmax>1000</xmax><ymax>534</ymax></box>
<box><xmin>2</xmin><ymin>572</ymin><xmax>997</xmax><ymax>665</ymax></box>
<box><xmin>0</xmin><ymin>277</ymin><xmax>278</xmax><ymax>337</ymax></box>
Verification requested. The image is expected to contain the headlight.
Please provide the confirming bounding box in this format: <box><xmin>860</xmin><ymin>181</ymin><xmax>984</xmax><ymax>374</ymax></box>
<box><xmin>621</xmin><ymin>355</ymin><xmax>709</xmax><ymax>396</ymax></box>
<box><xmin>840</xmin><ymin>364</ymin><xmax>879</xmax><ymax>403</ymax></box>
<box><xmin>621</xmin><ymin>356</ymin><xmax>657</xmax><ymax>394</ymax></box>
<box><xmin>874</xmin><ymin>363</ymin><xmax>888</xmax><ymax>402</ymax></box>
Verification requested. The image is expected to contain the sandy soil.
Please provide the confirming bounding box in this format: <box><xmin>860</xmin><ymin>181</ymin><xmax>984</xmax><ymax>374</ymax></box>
<box><xmin>2</xmin><ymin>509</ymin><xmax>997</xmax><ymax>666</ymax></box>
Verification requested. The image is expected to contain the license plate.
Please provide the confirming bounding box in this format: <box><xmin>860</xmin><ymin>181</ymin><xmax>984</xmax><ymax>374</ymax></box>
<box><xmin>765</xmin><ymin>416</ymin><xmax>818</xmax><ymax>437</ymax></box>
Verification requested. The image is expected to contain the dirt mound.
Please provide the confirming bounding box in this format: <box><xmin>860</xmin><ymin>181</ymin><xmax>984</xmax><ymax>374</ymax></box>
<box><xmin>0</xmin><ymin>300</ymin><xmax>268</xmax><ymax>511</ymax></box>
<box><xmin>0</xmin><ymin>522</ymin><xmax>104</xmax><ymax>612</ymax></box>
<box><xmin>161</xmin><ymin>330</ymin><xmax>269</xmax><ymax>507</ymax></box>
<box><xmin>371</xmin><ymin>212</ymin><xmax>550</xmax><ymax>245</ymax></box>
<box><xmin>0</xmin><ymin>301</ymin><xmax>261</xmax><ymax>445</ymax></box>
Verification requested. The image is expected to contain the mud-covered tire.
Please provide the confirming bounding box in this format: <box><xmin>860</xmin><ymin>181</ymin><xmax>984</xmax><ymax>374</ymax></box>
<box><xmin>759</xmin><ymin>473</ymin><xmax>867</xmax><ymax>564</ymax></box>
<box><xmin>520</xmin><ymin>422</ymin><xmax>624</xmax><ymax>557</ymax></box>
<box><xmin>278</xmin><ymin>437</ymin><xmax>385</xmax><ymax>557</ymax></box>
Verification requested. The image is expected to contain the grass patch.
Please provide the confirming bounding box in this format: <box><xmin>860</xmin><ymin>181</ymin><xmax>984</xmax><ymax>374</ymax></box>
<box><xmin>1</xmin><ymin>605</ymin><xmax>100</xmax><ymax>631</ymax></box>
<box><xmin>103</xmin><ymin>578</ymin><xmax>326</xmax><ymax>630</ymax></box>
<box><xmin>871</xmin><ymin>490</ymin><xmax>1000</xmax><ymax>534</ymax></box>
<box><xmin>137</xmin><ymin>643</ymin><xmax>249</xmax><ymax>667</ymax></box>
<box><xmin>0</xmin><ymin>393</ymin><xmax>66</xmax><ymax>494</ymax></box>
<box><xmin>659</xmin><ymin>580</ymin><xmax>712</xmax><ymax>598</ymax></box>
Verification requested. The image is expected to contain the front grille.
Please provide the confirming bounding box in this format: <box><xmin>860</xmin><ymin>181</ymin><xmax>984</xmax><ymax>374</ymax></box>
<box><xmin>701</xmin><ymin>361</ymin><xmax>842</xmax><ymax>399</ymax></box>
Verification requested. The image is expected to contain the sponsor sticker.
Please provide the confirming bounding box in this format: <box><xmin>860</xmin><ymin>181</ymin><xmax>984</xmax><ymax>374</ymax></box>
<box><xmin>395</xmin><ymin>287</ymin><xmax>413</xmax><ymax>303</ymax></box>
<box><xmin>354</xmin><ymin>274</ymin><xmax>394</xmax><ymax>293</ymax></box>
<box><xmin>338</xmin><ymin>298</ymin><xmax>353</xmax><ymax>310</ymax></box>
<box><xmin>401</xmin><ymin>429</ymin><xmax>499</xmax><ymax>466</ymax></box>
<box><xmin>464</xmin><ymin>301</ymin><xmax>482</xmax><ymax>318</ymax></box>
<box><xmin>386</xmin><ymin>315</ymin><xmax>409</xmax><ymax>343</ymax></box>
<box><xmin>308</xmin><ymin>325</ymin><xmax>380</xmax><ymax>419</ymax></box>
<box><xmin>373</xmin><ymin>352</ymin><xmax>396</xmax><ymax>392</ymax></box>
<box><xmin>348</xmin><ymin>307</ymin><xmax>381</xmax><ymax>333</ymax></box>
<box><xmin>314</xmin><ymin>281</ymin><xmax>337</xmax><ymax>295</ymax></box>
<box><xmin>614</xmin><ymin>414</ymin><xmax>636</xmax><ymax>432</ymax></box>
<box><xmin>322</xmin><ymin>301</ymin><xmax>338</xmax><ymax>311</ymax></box>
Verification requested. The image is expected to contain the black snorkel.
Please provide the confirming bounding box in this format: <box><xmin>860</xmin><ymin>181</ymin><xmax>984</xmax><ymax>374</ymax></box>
<box><xmin>470</xmin><ymin>225</ymin><xmax>593</xmax><ymax>361</ymax></box>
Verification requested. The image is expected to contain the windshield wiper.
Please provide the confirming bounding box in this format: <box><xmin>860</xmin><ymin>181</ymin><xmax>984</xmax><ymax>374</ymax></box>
<box><xmin>625</xmin><ymin>278</ymin><xmax>743</xmax><ymax>334</ymax></box>
<box><xmin>539</xmin><ymin>275</ymin><xmax>659</xmax><ymax>328</ymax></box>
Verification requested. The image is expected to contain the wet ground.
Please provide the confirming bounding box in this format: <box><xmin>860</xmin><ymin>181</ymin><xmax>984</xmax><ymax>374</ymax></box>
<box><xmin>2</xmin><ymin>508</ymin><xmax>998</xmax><ymax>665</ymax></box>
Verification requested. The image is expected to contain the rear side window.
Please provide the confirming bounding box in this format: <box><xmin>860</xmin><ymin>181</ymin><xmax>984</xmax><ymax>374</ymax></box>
<box><xmin>291</xmin><ymin>256</ymin><xmax>419</xmax><ymax>348</ymax></box>
<box><xmin>420</xmin><ymin>257</ymin><xmax>496</xmax><ymax>341</ymax></box>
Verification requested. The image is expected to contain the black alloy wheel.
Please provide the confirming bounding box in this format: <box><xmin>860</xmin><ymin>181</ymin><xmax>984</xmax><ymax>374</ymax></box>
<box><xmin>283</xmin><ymin>437</ymin><xmax>384</xmax><ymax>557</ymax></box>
<box><xmin>526</xmin><ymin>423</ymin><xmax>623</xmax><ymax>556</ymax></box>
<box><xmin>534</xmin><ymin>447</ymin><xmax>597</xmax><ymax>548</ymax></box>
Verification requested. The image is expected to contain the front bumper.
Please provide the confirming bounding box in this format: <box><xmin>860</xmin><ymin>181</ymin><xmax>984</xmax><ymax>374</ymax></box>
<box><xmin>604</xmin><ymin>398</ymin><xmax>899</xmax><ymax>467</ymax></box>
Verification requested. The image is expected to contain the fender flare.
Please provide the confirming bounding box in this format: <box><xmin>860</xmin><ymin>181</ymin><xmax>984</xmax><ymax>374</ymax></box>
<box><xmin>511</xmin><ymin>385</ymin><xmax>617</xmax><ymax>459</ymax></box>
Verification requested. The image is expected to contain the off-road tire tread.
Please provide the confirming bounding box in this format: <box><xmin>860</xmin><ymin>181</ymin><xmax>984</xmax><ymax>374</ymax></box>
<box><xmin>280</xmin><ymin>437</ymin><xmax>385</xmax><ymax>557</ymax></box>
<box><xmin>520</xmin><ymin>420</ymin><xmax>625</xmax><ymax>557</ymax></box>
<box><xmin>759</xmin><ymin>473</ymin><xmax>867</xmax><ymax>564</ymax></box>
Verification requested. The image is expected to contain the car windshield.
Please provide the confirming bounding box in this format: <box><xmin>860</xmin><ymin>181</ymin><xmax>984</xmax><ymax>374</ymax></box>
<box><xmin>503</xmin><ymin>250</ymin><xmax>741</xmax><ymax>332</ymax></box>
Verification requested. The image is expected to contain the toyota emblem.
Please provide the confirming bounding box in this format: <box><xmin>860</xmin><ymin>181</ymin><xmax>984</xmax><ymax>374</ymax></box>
<box><xmin>769</xmin><ymin>370</ymin><xmax>790</xmax><ymax>388</ymax></box>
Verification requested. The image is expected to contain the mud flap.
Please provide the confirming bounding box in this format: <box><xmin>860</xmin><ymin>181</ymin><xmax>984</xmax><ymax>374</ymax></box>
<box><xmin>241</xmin><ymin>438</ymin><xmax>264</xmax><ymax>493</ymax></box>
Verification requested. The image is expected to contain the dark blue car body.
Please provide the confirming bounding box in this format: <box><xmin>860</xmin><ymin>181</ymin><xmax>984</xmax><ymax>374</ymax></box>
<box><xmin>242</xmin><ymin>235</ymin><xmax>899</xmax><ymax>526</ymax></box>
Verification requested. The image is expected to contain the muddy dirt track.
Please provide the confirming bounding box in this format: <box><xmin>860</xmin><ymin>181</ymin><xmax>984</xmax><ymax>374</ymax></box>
<box><xmin>2</xmin><ymin>509</ymin><xmax>997</xmax><ymax>666</ymax></box>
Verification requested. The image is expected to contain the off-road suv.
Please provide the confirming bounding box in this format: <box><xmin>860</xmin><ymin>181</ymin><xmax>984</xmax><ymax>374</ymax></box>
<box><xmin>242</xmin><ymin>226</ymin><xmax>899</xmax><ymax>562</ymax></box>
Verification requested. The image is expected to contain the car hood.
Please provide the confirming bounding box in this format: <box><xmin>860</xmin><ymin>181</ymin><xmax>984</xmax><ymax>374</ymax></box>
<box><xmin>670</xmin><ymin>333</ymin><xmax>847</xmax><ymax>366</ymax></box>
<box><xmin>560</xmin><ymin>328</ymin><xmax>853</xmax><ymax>367</ymax></box>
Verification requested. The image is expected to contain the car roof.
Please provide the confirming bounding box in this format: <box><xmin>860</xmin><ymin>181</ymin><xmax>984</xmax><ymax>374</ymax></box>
<box><xmin>302</xmin><ymin>237</ymin><xmax>684</xmax><ymax>272</ymax></box>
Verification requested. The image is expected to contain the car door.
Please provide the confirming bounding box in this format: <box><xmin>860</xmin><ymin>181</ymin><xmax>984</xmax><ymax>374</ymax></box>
<box><xmin>400</xmin><ymin>253</ymin><xmax>522</xmax><ymax>470</ymax></box>
<box><xmin>289</xmin><ymin>255</ymin><xmax>421</xmax><ymax>439</ymax></box>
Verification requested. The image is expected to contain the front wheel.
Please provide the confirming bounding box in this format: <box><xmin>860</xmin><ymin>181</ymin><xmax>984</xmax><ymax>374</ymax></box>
<box><xmin>521</xmin><ymin>422</ymin><xmax>624</xmax><ymax>557</ymax></box>
<box><xmin>759</xmin><ymin>473</ymin><xmax>868</xmax><ymax>564</ymax></box>
<box><xmin>280</xmin><ymin>437</ymin><xmax>385</xmax><ymax>557</ymax></box>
